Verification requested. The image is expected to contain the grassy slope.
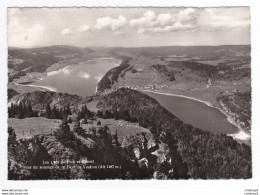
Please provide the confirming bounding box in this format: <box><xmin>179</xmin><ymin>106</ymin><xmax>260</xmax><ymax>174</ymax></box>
<box><xmin>8</xmin><ymin>117</ymin><xmax>61</xmax><ymax>139</ymax></box>
<box><xmin>8</xmin><ymin>116</ymin><xmax>150</xmax><ymax>144</ymax></box>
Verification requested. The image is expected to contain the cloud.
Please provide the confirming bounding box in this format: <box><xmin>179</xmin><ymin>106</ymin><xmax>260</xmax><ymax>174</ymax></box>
<box><xmin>197</xmin><ymin>8</ymin><xmax>250</xmax><ymax>31</ymax></box>
<box><xmin>7</xmin><ymin>7</ymin><xmax>250</xmax><ymax>47</ymax></box>
<box><xmin>130</xmin><ymin>9</ymin><xmax>197</xmax><ymax>33</ymax></box>
<box><xmin>130</xmin><ymin>8</ymin><xmax>249</xmax><ymax>34</ymax></box>
<box><xmin>61</xmin><ymin>28</ymin><xmax>73</xmax><ymax>35</ymax></box>
<box><xmin>178</xmin><ymin>8</ymin><xmax>196</xmax><ymax>21</ymax></box>
<box><xmin>156</xmin><ymin>13</ymin><xmax>173</xmax><ymax>26</ymax></box>
<box><xmin>95</xmin><ymin>15</ymin><xmax>127</xmax><ymax>31</ymax></box>
<box><xmin>148</xmin><ymin>22</ymin><xmax>194</xmax><ymax>33</ymax></box>
<box><xmin>130</xmin><ymin>11</ymin><xmax>157</xmax><ymax>27</ymax></box>
<box><xmin>77</xmin><ymin>25</ymin><xmax>90</xmax><ymax>32</ymax></box>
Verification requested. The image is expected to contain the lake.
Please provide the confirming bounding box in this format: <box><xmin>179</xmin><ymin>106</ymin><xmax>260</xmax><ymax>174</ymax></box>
<box><xmin>30</xmin><ymin>58</ymin><xmax>120</xmax><ymax>97</ymax></box>
<box><xmin>25</xmin><ymin>57</ymin><xmax>239</xmax><ymax>134</ymax></box>
<box><xmin>143</xmin><ymin>91</ymin><xmax>239</xmax><ymax>134</ymax></box>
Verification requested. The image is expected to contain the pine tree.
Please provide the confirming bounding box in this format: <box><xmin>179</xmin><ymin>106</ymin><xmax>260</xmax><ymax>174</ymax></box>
<box><xmin>45</xmin><ymin>103</ymin><xmax>51</xmax><ymax>118</ymax></box>
<box><xmin>97</xmin><ymin>110</ymin><xmax>103</xmax><ymax>118</ymax></box>
<box><xmin>167</xmin><ymin>135</ymin><xmax>190</xmax><ymax>179</ymax></box>
<box><xmin>27</xmin><ymin>102</ymin><xmax>33</xmax><ymax>117</ymax></box>
<box><xmin>83</xmin><ymin>116</ymin><xmax>88</xmax><ymax>124</ymax></box>
<box><xmin>54</xmin><ymin>115</ymin><xmax>72</xmax><ymax>144</ymax></box>
<box><xmin>8</xmin><ymin>103</ymin><xmax>38</xmax><ymax>118</ymax></box>
<box><xmin>59</xmin><ymin>107</ymin><xmax>63</xmax><ymax>119</ymax></box>
<box><xmin>123</xmin><ymin>110</ymin><xmax>131</xmax><ymax>121</ymax></box>
<box><xmin>8</xmin><ymin>103</ymin><xmax>14</xmax><ymax>117</ymax></box>
<box><xmin>82</xmin><ymin>104</ymin><xmax>87</xmax><ymax>113</ymax></box>
<box><xmin>8</xmin><ymin>127</ymin><xmax>16</xmax><ymax>143</ymax></box>
<box><xmin>65</xmin><ymin>104</ymin><xmax>71</xmax><ymax>115</ymax></box>
<box><xmin>113</xmin><ymin>110</ymin><xmax>119</xmax><ymax>120</ymax></box>
<box><xmin>51</xmin><ymin>105</ymin><xmax>57</xmax><ymax>119</ymax></box>
<box><xmin>17</xmin><ymin>102</ymin><xmax>24</xmax><ymax>119</ymax></box>
<box><xmin>18</xmin><ymin>110</ymin><xmax>24</xmax><ymax>119</ymax></box>
<box><xmin>104</xmin><ymin>110</ymin><xmax>112</xmax><ymax>119</ymax></box>
<box><xmin>60</xmin><ymin>115</ymin><xmax>70</xmax><ymax>133</ymax></box>
<box><xmin>73</xmin><ymin>118</ymin><xmax>84</xmax><ymax>135</ymax></box>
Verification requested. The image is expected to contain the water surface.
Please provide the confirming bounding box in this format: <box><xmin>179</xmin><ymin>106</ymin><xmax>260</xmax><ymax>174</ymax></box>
<box><xmin>31</xmin><ymin>58</ymin><xmax>120</xmax><ymax>97</ymax></box>
<box><xmin>144</xmin><ymin>91</ymin><xmax>239</xmax><ymax>134</ymax></box>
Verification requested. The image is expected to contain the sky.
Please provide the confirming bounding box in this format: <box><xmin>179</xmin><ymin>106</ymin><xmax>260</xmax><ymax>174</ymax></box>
<box><xmin>7</xmin><ymin>7</ymin><xmax>250</xmax><ymax>48</ymax></box>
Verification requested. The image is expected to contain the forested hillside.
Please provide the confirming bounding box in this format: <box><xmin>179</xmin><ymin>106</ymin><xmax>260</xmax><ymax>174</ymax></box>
<box><xmin>8</xmin><ymin>91</ymin><xmax>88</xmax><ymax>110</ymax></box>
<box><xmin>97</xmin><ymin>88</ymin><xmax>252</xmax><ymax>179</ymax></box>
<box><xmin>8</xmin><ymin>46</ymin><xmax>91</xmax><ymax>73</ymax></box>
<box><xmin>97</xmin><ymin>58</ymin><xmax>132</xmax><ymax>92</ymax></box>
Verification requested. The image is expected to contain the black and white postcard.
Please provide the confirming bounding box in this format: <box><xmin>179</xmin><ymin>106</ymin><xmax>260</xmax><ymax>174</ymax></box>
<box><xmin>1</xmin><ymin>1</ymin><xmax>260</xmax><ymax>195</ymax></box>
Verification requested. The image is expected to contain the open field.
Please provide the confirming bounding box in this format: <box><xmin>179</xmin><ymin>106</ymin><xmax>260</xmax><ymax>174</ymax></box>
<box><xmin>96</xmin><ymin>118</ymin><xmax>150</xmax><ymax>143</ymax></box>
<box><xmin>8</xmin><ymin>116</ymin><xmax>150</xmax><ymax>144</ymax></box>
<box><xmin>8</xmin><ymin>117</ymin><xmax>61</xmax><ymax>139</ymax></box>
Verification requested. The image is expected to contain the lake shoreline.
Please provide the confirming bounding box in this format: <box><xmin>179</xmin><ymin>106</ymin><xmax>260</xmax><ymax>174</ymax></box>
<box><xmin>13</xmin><ymin>65</ymin><xmax>68</xmax><ymax>93</ymax></box>
<box><xmin>14</xmin><ymin>58</ymin><xmax>121</xmax><ymax>95</ymax></box>
<box><xmin>141</xmin><ymin>89</ymin><xmax>250</xmax><ymax>142</ymax></box>
<box><xmin>15</xmin><ymin>82</ymin><xmax>57</xmax><ymax>92</ymax></box>
<box><xmin>12</xmin><ymin>58</ymin><xmax>119</xmax><ymax>86</ymax></box>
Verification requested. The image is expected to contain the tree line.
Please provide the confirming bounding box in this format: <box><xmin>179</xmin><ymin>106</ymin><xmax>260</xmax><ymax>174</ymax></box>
<box><xmin>8</xmin><ymin>102</ymin><xmax>38</xmax><ymax>119</ymax></box>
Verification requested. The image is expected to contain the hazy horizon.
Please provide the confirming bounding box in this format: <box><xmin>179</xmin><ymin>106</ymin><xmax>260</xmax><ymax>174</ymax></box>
<box><xmin>8</xmin><ymin>43</ymin><xmax>251</xmax><ymax>49</ymax></box>
<box><xmin>8</xmin><ymin>7</ymin><xmax>250</xmax><ymax>48</ymax></box>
